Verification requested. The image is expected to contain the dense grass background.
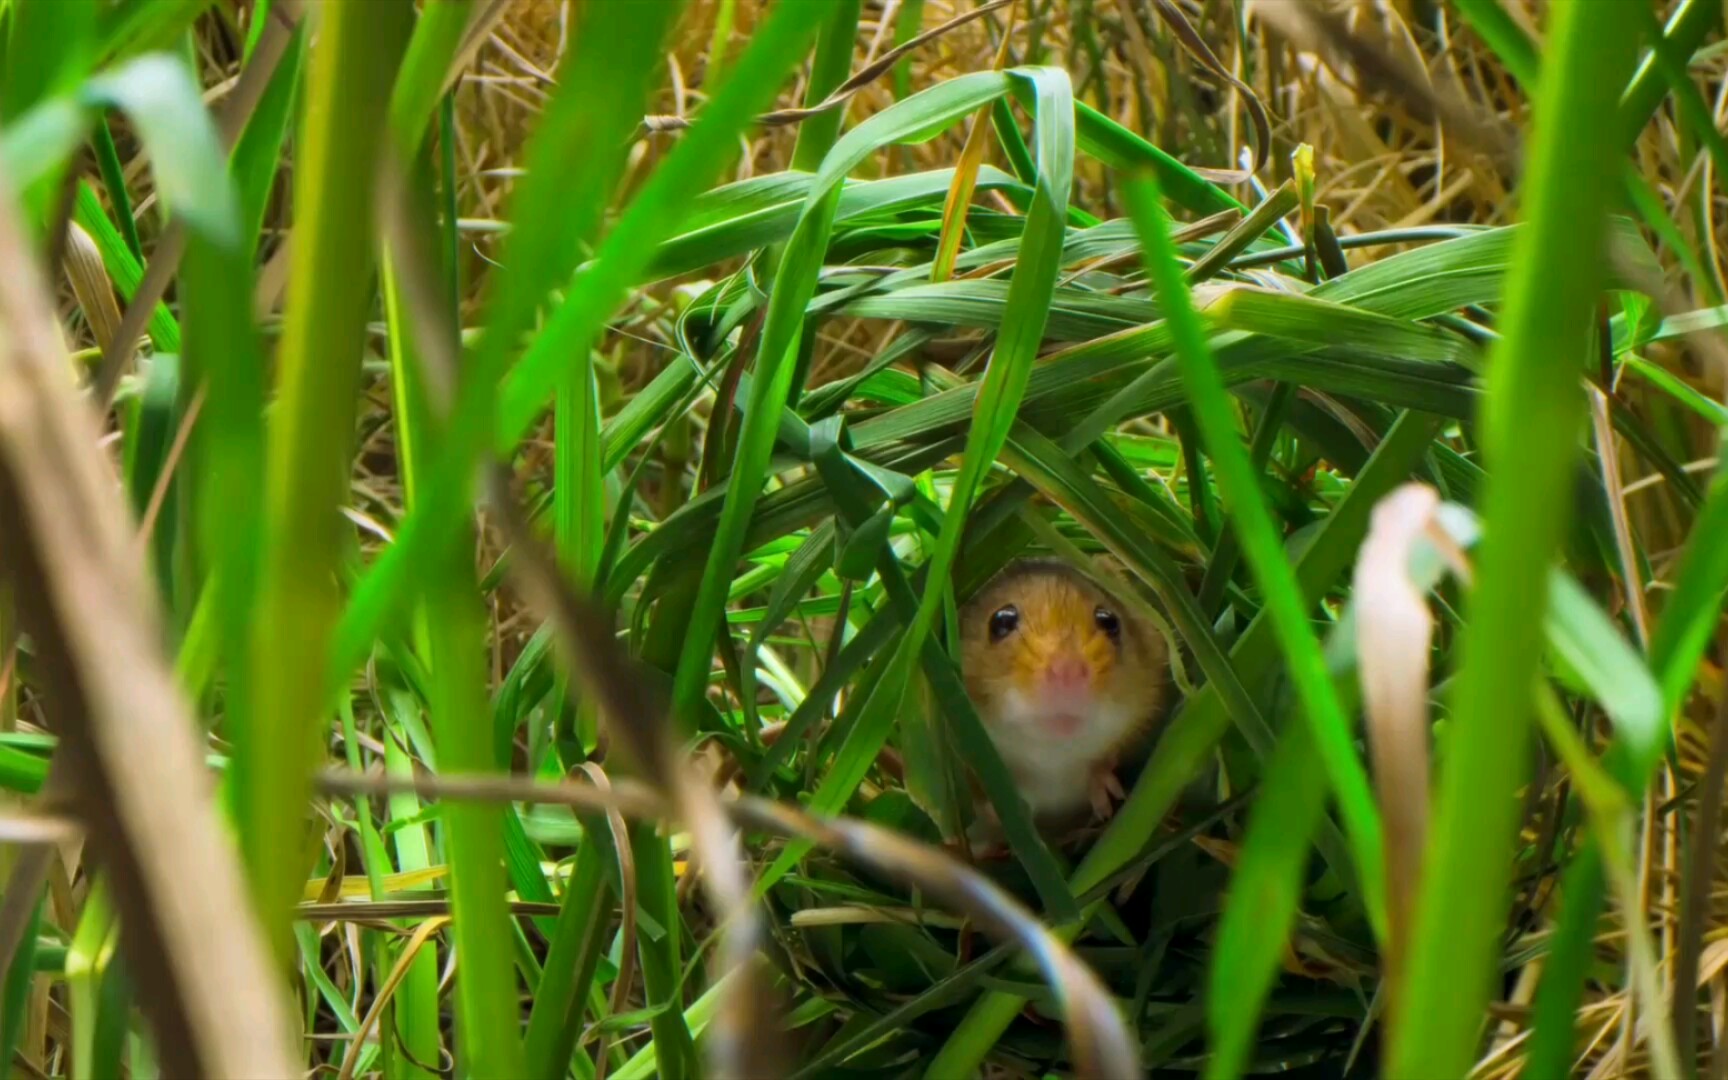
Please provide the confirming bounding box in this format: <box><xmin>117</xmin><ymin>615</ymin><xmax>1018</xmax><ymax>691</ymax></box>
<box><xmin>1</xmin><ymin>0</ymin><xmax>1728</xmax><ymax>1076</ymax></box>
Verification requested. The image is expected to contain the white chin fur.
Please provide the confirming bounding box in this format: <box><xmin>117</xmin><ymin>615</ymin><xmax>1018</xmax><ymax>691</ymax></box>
<box><xmin>987</xmin><ymin>690</ymin><xmax>1136</xmax><ymax>816</ymax></box>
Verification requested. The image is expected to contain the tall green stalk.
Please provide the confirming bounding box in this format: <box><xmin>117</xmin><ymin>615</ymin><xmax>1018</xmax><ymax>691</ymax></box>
<box><xmin>425</xmin><ymin>542</ymin><xmax>526</xmax><ymax>1077</ymax></box>
<box><xmin>1388</xmin><ymin>2</ymin><xmax>1640</xmax><ymax>1072</ymax></box>
<box><xmin>241</xmin><ymin>0</ymin><xmax>413</xmax><ymax>959</ymax></box>
<box><xmin>1117</xmin><ymin>174</ymin><xmax>1389</xmax><ymax>1078</ymax></box>
<box><xmin>790</xmin><ymin>0</ymin><xmax>860</xmax><ymax>171</ymax></box>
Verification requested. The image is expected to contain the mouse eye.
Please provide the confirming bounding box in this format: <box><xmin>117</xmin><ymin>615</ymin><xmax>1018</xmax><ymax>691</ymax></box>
<box><xmin>988</xmin><ymin>605</ymin><xmax>1020</xmax><ymax>642</ymax></box>
<box><xmin>1095</xmin><ymin>606</ymin><xmax>1121</xmax><ymax>640</ymax></box>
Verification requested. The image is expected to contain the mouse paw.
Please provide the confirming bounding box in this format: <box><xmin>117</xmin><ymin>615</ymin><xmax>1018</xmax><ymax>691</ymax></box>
<box><xmin>1088</xmin><ymin>767</ymin><xmax>1125</xmax><ymax>821</ymax></box>
<box><xmin>944</xmin><ymin>836</ymin><xmax>1009</xmax><ymax>862</ymax></box>
<box><xmin>963</xmin><ymin>801</ymin><xmax>1009</xmax><ymax>859</ymax></box>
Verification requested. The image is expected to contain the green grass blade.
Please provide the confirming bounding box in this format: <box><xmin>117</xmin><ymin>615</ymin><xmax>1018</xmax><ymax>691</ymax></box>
<box><xmin>242</xmin><ymin>0</ymin><xmax>412</xmax><ymax>960</ymax></box>
<box><xmin>425</xmin><ymin>548</ymin><xmax>526</xmax><ymax>1077</ymax></box>
<box><xmin>0</xmin><ymin>95</ymin><xmax>91</xmax><ymax>198</ymax></box>
<box><xmin>1618</xmin><ymin>0</ymin><xmax>1719</xmax><ymax>147</ymax></box>
<box><xmin>1525</xmin><ymin>841</ymin><xmax>1606</xmax><ymax>1075</ymax></box>
<box><xmin>71</xmin><ymin>182</ymin><xmax>179</xmax><ymax>351</ymax></box>
<box><xmin>0</xmin><ymin>893</ymin><xmax>41</xmax><ymax>1076</ymax></box>
<box><xmin>790</xmin><ymin>0</ymin><xmax>860</xmax><ymax>170</ymax></box>
<box><xmin>1123</xmin><ymin>173</ymin><xmax>1386</xmax><ymax>929</ymax></box>
<box><xmin>522</xmin><ymin>831</ymin><xmax>612</xmax><ymax>1077</ymax></box>
<box><xmin>2</xmin><ymin>0</ymin><xmax>99</xmax><ymax>123</ymax></box>
<box><xmin>230</xmin><ymin>20</ymin><xmax>304</xmax><ymax>258</ymax></box>
<box><xmin>389</xmin><ymin>0</ymin><xmax>473</xmax><ymax>159</ymax></box>
<box><xmin>648</xmin><ymin>166</ymin><xmax>1024</xmax><ymax>280</ymax></box>
<box><xmin>121</xmin><ymin>350</ymin><xmax>180</xmax><ymax>605</ymax></box>
<box><xmin>0</xmin><ymin>0</ymin><xmax>97</xmax><ymax>224</ymax></box>
<box><xmin>382</xmin><ymin>145</ymin><xmax>528</xmax><ymax>1075</ymax></box>
<box><xmin>630</xmin><ymin>819</ymin><xmax>697</xmax><ymax>1079</ymax></box>
<box><xmin>1648</xmin><ymin>434</ymin><xmax>1728</xmax><ymax>716</ymax></box>
<box><xmin>1620</xmin><ymin>353</ymin><xmax>1728</xmax><ymax>427</ymax></box>
<box><xmin>1634</xmin><ymin>4</ymin><xmax>1728</xmax><ymax>205</ymax></box>
<box><xmin>331</xmin><ymin>0</ymin><xmax>818</xmax><ymax>690</ymax></box>
<box><xmin>1450</xmin><ymin>0</ymin><xmax>1538</xmax><ymax>84</ymax></box>
<box><xmin>94</xmin><ymin>0</ymin><xmax>210</xmax><ymax>64</ymax></box>
<box><xmin>1074</xmin><ymin>101</ymin><xmax>1239</xmax><ymax>215</ymax></box>
<box><xmin>1388</xmin><ymin>3</ymin><xmax>1641</xmax><ymax>1072</ymax></box>
<box><xmin>82</xmin><ymin>54</ymin><xmax>238</xmax><ymax>246</ymax></box>
<box><xmin>90</xmin><ymin>116</ymin><xmax>140</xmax><ymax>259</ymax></box>
<box><xmin>64</xmin><ymin>885</ymin><xmax>120</xmax><ymax>1080</ymax></box>
<box><xmin>1201</xmin><ymin>720</ymin><xmax>1330</xmax><ymax>1080</ymax></box>
<box><xmin>181</xmin><ymin>218</ymin><xmax>265</xmax><ymax>767</ymax></box>
<box><xmin>757</xmin><ymin>66</ymin><xmax>1072</xmax><ymax>889</ymax></box>
<box><xmin>1207</xmin><ymin>288</ymin><xmax>1480</xmax><ymax>366</ymax></box>
<box><xmin>667</xmin><ymin>65</ymin><xmax>1012</xmax><ymax>717</ymax></box>
<box><xmin>553</xmin><ymin>345</ymin><xmax>605</xmax><ymax>751</ymax></box>
<box><xmin>383</xmin><ymin>705</ymin><xmax>443</xmax><ymax>1080</ymax></box>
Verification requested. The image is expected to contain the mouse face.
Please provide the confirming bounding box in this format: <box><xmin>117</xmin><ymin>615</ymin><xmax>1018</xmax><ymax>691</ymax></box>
<box><xmin>959</xmin><ymin>560</ymin><xmax>1164</xmax><ymax>780</ymax></box>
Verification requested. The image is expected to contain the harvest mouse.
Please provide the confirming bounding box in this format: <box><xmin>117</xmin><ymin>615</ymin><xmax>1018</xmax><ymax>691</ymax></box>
<box><xmin>959</xmin><ymin>558</ymin><xmax>1166</xmax><ymax>831</ymax></box>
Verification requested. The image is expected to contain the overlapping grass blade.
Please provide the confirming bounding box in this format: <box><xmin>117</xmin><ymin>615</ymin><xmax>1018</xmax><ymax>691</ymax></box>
<box><xmin>522</xmin><ymin>828</ymin><xmax>613</xmax><ymax>1078</ymax></box>
<box><xmin>1617</xmin><ymin>0</ymin><xmax>1719</xmax><ymax>147</ymax></box>
<box><xmin>0</xmin><ymin>0</ymin><xmax>98</xmax><ymax>221</ymax></box>
<box><xmin>1074</xmin><ymin>101</ymin><xmax>1239</xmax><ymax>215</ymax></box>
<box><xmin>1124</xmin><ymin>173</ymin><xmax>1386</xmax><ymax>929</ymax></box>
<box><xmin>380</xmin><ymin>138</ymin><xmax>531</xmax><ymax>1075</ymax></box>
<box><xmin>666</xmin><ymin>65</ymin><xmax>1016</xmax><ymax>715</ymax></box>
<box><xmin>230</xmin><ymin>22</ymin><xmax>304</xmax><ymax>256</ymax></box>
<box><xmin>756</xmin><ymin>67</ymin><xmax>1075</xmax><ymax>901</ymax></box>
<box><xmin>69</xmin><ymin>182</ymin><xmax>179</xmax><ymax>350</ymax></box>
<box><xmin>1531</xmin><ymin>433</ymin><xmax>1728</xmax><ymax>1071</ymax></box>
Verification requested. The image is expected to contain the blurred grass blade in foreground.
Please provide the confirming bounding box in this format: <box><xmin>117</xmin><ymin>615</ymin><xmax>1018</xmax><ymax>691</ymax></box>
<box><xmin>1390</xmin><ymin>1</ymin><xmax>1641</xmax><ymax>1073</ymax></box>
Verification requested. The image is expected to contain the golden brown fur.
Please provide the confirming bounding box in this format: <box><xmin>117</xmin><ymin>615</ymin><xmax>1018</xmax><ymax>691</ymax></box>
<box><xmin>959</xmin><ymin>558</ymin><xmax>1167</xmax><ymax>821</ymax></box>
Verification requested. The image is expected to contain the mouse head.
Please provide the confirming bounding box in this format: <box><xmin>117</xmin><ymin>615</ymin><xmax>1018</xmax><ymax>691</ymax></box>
<box><xmin>959</xmin><ymin>559</ymin><xmax>1162</xmax><ymax>750</ymax></box>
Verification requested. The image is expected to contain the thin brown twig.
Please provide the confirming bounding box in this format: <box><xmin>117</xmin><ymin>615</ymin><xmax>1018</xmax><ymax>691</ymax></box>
<box><xmin>296</xmin><ymin>898</ymin><xmax>561</xmax><ymax>922</ymax></box>
<box><xmin>643</xmin><ymin>0</ymin><xmax>1014</xmax><ymax>132</ymax></box>
<box><xmin>1148</xmin><ymin>0</ymin><xmax>1269</xmax><ymax>181</ymax></box>
<box><xmin>575</xmin><ymin>762</ymin><xmax>638</xmax><ymax>1080</ymax></box>
<box><xmin>1249</xmin><ymin>1</ymin><xmax>1520</xmax><ymax>180</ymax></box>
<box><xmin>315</xmin><ymin>766</ymin><xmax>664</xmax><ymax>819</ymax></box>
<box><xmin>311</xmin><ymin>760</ymin><xmax>1142</xmax><ymax>1078</ymax></box>
<box><xmin>133</xmin><ymin>384</ymin><xmax>205</xmax><ymax>550</ymax></box>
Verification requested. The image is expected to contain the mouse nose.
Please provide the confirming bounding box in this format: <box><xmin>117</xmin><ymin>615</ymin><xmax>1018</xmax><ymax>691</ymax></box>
<box><xmin>1044</xmin><ymin>652</ymin><xmax>1091</xmax><ymax>693</ymax></box>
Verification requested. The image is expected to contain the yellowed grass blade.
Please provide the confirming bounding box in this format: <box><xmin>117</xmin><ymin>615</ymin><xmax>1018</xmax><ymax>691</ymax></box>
<box><xmin>930</xmin><ymin>0</ymin><xmax>1017</xmax><ymax>284</ymax></box>
<box><xmin>1352</xmin><ymin>481</ymin><xmax>1440</xmax><ymax>1001</ymax></box>
<box><xmin>0</xmin><ymin>158</ymin><xmax>297</xmax><ymax>1077</ymax></box>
